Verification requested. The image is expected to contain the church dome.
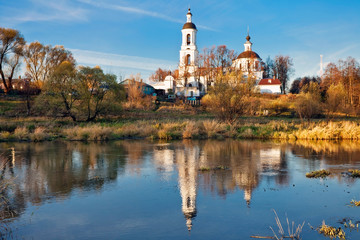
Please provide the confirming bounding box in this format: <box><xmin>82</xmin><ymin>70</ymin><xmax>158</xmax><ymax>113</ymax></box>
<box><xmin>236</xmin><ymin>51</ymin><xmax>261</xmax><ymax>59</ymax></box>
<box><xmin>182</xmin><ymin>22</ymin><xmax>197</xmax><ymax>30</ymax></box>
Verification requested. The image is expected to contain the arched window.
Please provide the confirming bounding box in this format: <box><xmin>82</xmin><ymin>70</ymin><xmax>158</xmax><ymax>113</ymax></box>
<box><xmin>186</xmin><ymin>54</ymin><xmax>191</xmax><ymax>66</ymax></box>
<box><xmin>187</xmin><ymin>34</ymin><xmax>191</xmax><ymax>45</ymax></box>
<box><xmin>255</xmin><ymin>61</ymin><xmax>259</xmax><ymax>70</ymax></box>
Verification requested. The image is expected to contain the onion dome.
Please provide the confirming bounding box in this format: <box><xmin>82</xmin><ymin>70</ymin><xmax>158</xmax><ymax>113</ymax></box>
<box><xmin>182</xmin><ymin>22</ymin><xmax>197</xmax><ymax>30</ymax></box>
<box><xmin>237</xmin><ymin>51</ymin><xmax>261</xmax><ymax>59</ymax></box>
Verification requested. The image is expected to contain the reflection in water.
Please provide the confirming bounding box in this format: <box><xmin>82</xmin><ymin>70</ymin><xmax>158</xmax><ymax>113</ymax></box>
<box><xmin>0</xmin><ymin>139</ymin><xmax>360</xmax><ymax>236</ymax></box>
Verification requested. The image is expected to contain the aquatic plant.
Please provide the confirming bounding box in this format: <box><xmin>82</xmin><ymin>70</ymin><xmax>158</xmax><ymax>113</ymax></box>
<box><xmin>251</xmin><ymin>210</ymin><xmax>304</xmax><ymax>240</ymax></box>
<box><xmin>306</xmin><ymin>169</ymin><xmax>330</xmax><ymax>178</ymax></box>
<box><xmin>348</xmin><ymin>169</ymin><xmax>360</xmax><ymax>178</ymax></box>
<box><xmin>349</xmin><ymin>200</ymin><xmax>360</xmax><ymax>207</ymax></box>
<box><xmin>317</xmin><ymin>221</ymin><xmax>346</xmax><ymax>240</ymax></box>
<box><xmin>342</xmin><ymin>219</ymin><xmax>359</xmax><ymax>230</ymax></box>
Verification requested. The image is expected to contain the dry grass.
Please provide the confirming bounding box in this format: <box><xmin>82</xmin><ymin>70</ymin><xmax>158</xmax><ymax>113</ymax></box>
<box><xmin>348</xmin><ymin>169</ymin><xmax>360</xmax><ymax>178</ymax></box>
<box><xmin>306</xmin><ymin>170</ymin><xmax>331</xmax><ymax>178</ymax></box>
<box><xmin>350</xmin><ymin>200</ymin><xmax>360</xmax><ymax>207</ymax></box>
<box><xmin>63</xmin><ymin>125</ymin><xmax>114</xmax><ymax>141</ymax></box>
<box><xmin>30</xmin><ymin>127</ymin><xmax>49</xmax><ymax>141</ymax></box>
<box><xmin>13</xmin><ymin>127</ymin><xmax>29</xmax><ymax>140</ymax></box>
<box><xmin>251</xmin><ymin>210</ymin><xmax>304</xmax><ymax>240</ymax></box>
<box><xmin>317</xmin><ymin>221</ymin><xmax>346</xmax><ymax>240</ymax></box>
<box><xmin>202</xmin><ymin>120</ymin><xmax>226</xmax><ymax>138</ymax></box>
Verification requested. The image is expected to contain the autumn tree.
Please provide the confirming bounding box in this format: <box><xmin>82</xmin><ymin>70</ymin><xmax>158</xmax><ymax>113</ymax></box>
<box><xmin>272</xmin><ymin>55</ymin><xmax>294</xmax><ymax>94</ymax></box>
<box><xmin>290</xmin><ymin>76</ymin><xmax>321</xmax><ymax>94</ymax></box>
<box><xmin>294</xmin><ymin>81</ymin><xmax>322</xmax><ymax>120</ymax></box>
<box><xmin>124</xmin><ymin>74</ymin><xmax>154</xmax><ymax>110</ymax></box>
<box><xmin>202</xmin><ymin>69</ymin><xmax>256</xmax><ymax>123</ymax></box>
<box><xmin>0</xmin><ymin>27</ymin><xmax>25</xmax><ymax>93</ymax></box>
<box><xmin>23</xmin><ymin>42</ymin><xmax>75</xmax><ymax>89</ymax></box>
<box><xmin>149</xmin><ymin>68</ymin><xmax>172</xmax><ymax>82</ymax></box>
<box><xmin>322</xmin><ymin>57</ymin><xmax>360</xmax><ymax>105</ymax></box>
<box><xmin>325</xmin><ymin>83</ymin><xmax>346</xmax><ymax>115</ymax></box>
<box><xmin>196</xmin><ymin>45</ymin><xmax>236</xmax><ymax>87</ymax></box>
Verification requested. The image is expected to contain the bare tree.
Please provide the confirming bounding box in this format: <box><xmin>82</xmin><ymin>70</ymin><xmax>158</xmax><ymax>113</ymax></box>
<box><xmin>272</xmin><ymin>55</ymin><xmax>294</xmax><ymax>94</ymax></box>
<box><xmin>0</xmin><ymin>27</ymin><xmax>25</xmax><ymax>93</ymax></box>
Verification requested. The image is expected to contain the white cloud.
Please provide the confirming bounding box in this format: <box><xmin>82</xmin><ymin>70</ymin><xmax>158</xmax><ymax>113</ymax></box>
<box><xmin>70</xmin><ymin>48</ymin><xmax>178</xmax><ymax>81</ymax></box>
<box><xmin>1</xmin><ymin>0</ymin><xmax>88</xmax><ymax>25</ymax></box>
<box><xmin>77</xmin><ymin>0</ymin><xmax>216</xmax><ymax>31</ymax></box>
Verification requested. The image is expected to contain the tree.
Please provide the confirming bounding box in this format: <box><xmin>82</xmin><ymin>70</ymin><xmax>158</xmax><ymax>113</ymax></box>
<box><xmin>263</xmin><ymin>56</ymin><xmax>274</xmax><ymax>78</ymax></box>
<box><xmin>289</xmin><ymin>79</ymin><xmax>300</xmax><ymax>94</ymax></box>
<box><xmin>202</xmin><ymin>69</ymin><xmax>256</xmax><ymax>123</ymax></box>
<box><xmin>290</xmin><ymin>76</ymin><xmax>321</xmax><ymax>94</ymax></box>
<box><xmin>272</xmin><ymin>55</ymin><xmax>294</xmax><ymax>94</ymax></box>
<box><xmin>0</xmin><ymin>27</ymin><xmax>25</xmax><ymax>93</ymax></box>
<box><xmin>124</xmin><ymin>74</ymin><xmax>154</xmax><ymax>110</ymax></box>
<box><xmin>326</xmin><ymin>83</ymin><xmax>346</xmax><ymax>115</ymax></box>
<box><xmin>77</xmin><ymin>66</ymin><xmax>123</xmax><ymax>121</ymax></box>
<box><xmin>294</xmin><ymin>82</ymin><xmax>322</xmax><ymax>120</ymax></box>
<box><xmin>37</xmin><ymin>61</ymin><xmax>79</xmax><ymax>121</ymax></box>
<box><xmin>37</xmin><ymin>65</ymin><xmax>124</xmax><ymax>121</ymax></box>
<box><xmin>23</xmin><ymin>42</ymin><xmax>75</xmax><ymax>89</ymax></box>
<box><xmin>322</xmin><ymin>57</ymin><xmax>360</xmax><ymax>105</ymax></box>
<box><xmin>149</xmin><ymin>68</ymin><xmax>171</xmax><ymax>82</ymax></box>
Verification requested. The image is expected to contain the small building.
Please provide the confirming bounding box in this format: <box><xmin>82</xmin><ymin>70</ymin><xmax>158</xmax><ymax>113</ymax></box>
<box><xmin>258</xmin><ymin>77</ymin><xmax>282</xmax><ymax>94</ymax></box>
<box><xmin>151</xmin><ymin>75</ymin><xmax>176</xmax><ymax>94</ymax></box>
<box><xmin>120</xmin><ymin>79</ymin><xmax>155</xmax><ymax>96</ymax></box>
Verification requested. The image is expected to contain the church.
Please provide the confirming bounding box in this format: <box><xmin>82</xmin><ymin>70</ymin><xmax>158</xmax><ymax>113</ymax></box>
<box><xmin>171</xmin><ymin>8</ymin><xmax>281</xmax><ymax>97</ymax></box>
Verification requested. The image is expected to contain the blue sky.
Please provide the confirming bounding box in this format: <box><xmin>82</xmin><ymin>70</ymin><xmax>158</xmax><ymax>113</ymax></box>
<box><xmin>1</xmin><ymin>0</ymin><xmax>359</xmax><ymax>82</ymax></box>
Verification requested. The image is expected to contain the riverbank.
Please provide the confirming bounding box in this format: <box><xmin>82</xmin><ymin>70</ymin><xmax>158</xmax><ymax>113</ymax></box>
<box><xmin>1</xmin><ymin>115</ymin><xmax>360</xmax><ymax>142</ymax></box>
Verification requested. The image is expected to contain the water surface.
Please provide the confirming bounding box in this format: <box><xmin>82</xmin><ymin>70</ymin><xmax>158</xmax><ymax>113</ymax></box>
<box><xmin>0</xmin><ymin>140</ymin><xmax>360</xmax><ymax>239</ymax></box>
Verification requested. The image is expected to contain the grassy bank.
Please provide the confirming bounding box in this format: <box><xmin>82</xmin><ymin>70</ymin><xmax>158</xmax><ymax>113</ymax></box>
<box><xmin>1</xmin><ymin>116</ymin><xmax>360</xmax><ymax>142</ymax></box>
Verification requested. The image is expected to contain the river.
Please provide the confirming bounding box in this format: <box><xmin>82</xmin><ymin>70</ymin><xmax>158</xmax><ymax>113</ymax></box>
<box><xmin>0</xmin><ymin>139</ymin><xmax>359</xmax><ymax>239</ymax></box>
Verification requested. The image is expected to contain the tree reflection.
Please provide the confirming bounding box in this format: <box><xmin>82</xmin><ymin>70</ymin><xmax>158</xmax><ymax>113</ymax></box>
<box><xmin>0</xmin><ymin>139</ymin><xmax>360</xmax><ymax>232</ymax></box>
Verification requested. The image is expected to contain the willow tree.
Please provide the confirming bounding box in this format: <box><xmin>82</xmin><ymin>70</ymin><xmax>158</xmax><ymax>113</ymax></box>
<box><xmin>77</xmin><ymin>66</ymin><xmax>124</xmax><ymax>121</ymax></box>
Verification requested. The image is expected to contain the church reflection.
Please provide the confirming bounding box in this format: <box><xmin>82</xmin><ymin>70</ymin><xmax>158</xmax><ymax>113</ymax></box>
<box><xmin>152</xmin><ymin>140</ymin><xmax>289</xmax><ymax>230</ymax></box>
<box><xmin>1</xmin><ymin>140</ymin><xmax>360</xmax><ymax>232</ymax></box>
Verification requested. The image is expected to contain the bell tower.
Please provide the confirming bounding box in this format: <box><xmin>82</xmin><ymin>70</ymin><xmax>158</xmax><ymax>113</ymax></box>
<box><xmin>179</xmin><ymin>8</ymin><xmax>198</xmax><ymax>76</ymax></box>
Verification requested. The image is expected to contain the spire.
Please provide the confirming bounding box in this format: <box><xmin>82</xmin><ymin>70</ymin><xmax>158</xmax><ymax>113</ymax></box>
<box><xmin>244</xmin><ymin>29</ymin><xmax>252</xmax><ymax>51</ymax></box>
<box><xmin>187</xmin><ymin>8</ymin><xmax>192</xmax><ymax>22</ymax></box>
<box><xmin>246</xmin><ymin>26</ymin><xmax>251</xmax><ymax>41</ymax></box>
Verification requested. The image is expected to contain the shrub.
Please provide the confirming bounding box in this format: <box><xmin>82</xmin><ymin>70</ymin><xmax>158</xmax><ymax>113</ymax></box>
<box><xmin>30</xmin><ymin>127</ymin><xmax>49</xmax><ymax>141</ymax></box>
<box><xmin>13</xmin><ymin>127</ymin><xmax>29</xmax><ymax>140</ymax></box>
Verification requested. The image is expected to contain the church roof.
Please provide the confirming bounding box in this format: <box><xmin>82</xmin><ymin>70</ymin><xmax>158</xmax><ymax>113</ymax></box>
<box><xmin>182</xmin><ymin>22</ymin><xmax>197</xmax><ymax>30</ymax></box>
<box><xmin>236</xmin><ymin>50</ymin><xmax>261</xmax><ymax>59</ymax></box>
<box><xmin>258</xmin><ymin>78</ymin><xmax>281</xmax><ymax>85</ymax></box>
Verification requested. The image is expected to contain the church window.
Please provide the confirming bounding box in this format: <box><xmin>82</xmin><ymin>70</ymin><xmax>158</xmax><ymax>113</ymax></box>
<box><xmin>255</xmin><ymin>61</ymin><xmax>259</xmax><ymax>70</ymax></box>
<box><xmin>187</xmin><ymin>34</ymin><xmax>191</xmax><ymax>45</ymax></box>
<box><xmin>186</xmin><ymin>54</ymin><xmax>191</xmax><ymax>66</ymax></box>
<box><xmin>187</xmin><ymin>197</ymin><xmax>191</xmax><ymax>207</ymax></box>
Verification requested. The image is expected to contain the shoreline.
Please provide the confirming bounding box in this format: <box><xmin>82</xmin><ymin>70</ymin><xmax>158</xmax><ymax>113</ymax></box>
<box><xmin>1</xmin><ymin>117</ymin><xmax>360</xmax><ymax>142</ymax></box>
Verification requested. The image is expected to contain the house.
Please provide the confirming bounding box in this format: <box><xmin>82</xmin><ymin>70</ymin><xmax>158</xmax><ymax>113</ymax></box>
<box><xmin>151</xmin><ymin>75</ymin><xmax>176</xmax><ymax>95</ymax></box>
<box><xmin>257</xmin><ymin>77</ymin><xmax>282</xmax><ymax>94</ymax></box>
<box><xmin>120</xmin><ymin>79</ymin><xmax>155</xmax><ymax>96</ymax></box>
